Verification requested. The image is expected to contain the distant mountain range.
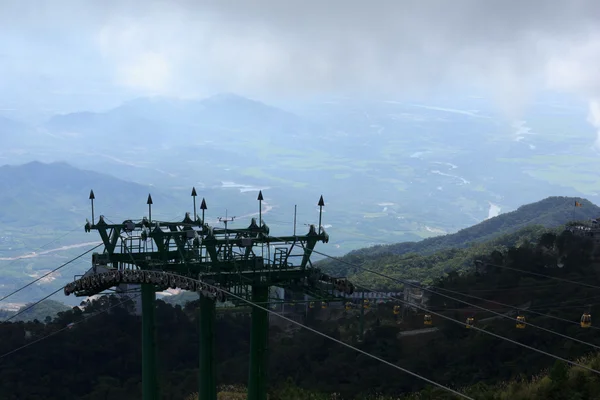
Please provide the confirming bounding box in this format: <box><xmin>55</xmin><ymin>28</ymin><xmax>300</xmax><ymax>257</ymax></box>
<box><xmin>0</xmin><ymin>161</ymin><xmax>187</xmax><ymax>229</ymax></box>
<box><xmin>43</xmin><ymin>93</ymin><xmax>318</xmax><ymax>149</ymax></box>
<box><xmin>0</xmin><ymin>299</ymin><xmax>70</xmax><ymax>322</ymax></box>
<box><xmin>4</xmin><ymin>93</ymin><xmax>600</xmax><ymax>309</ymax></box>
<box><xmin>1</xmin><ymin>93</ymin><xmax>599</xmax><ymax>261</ymax></box>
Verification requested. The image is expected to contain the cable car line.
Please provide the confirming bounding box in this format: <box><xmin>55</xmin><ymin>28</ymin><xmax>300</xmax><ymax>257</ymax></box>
<box><xmin>527</xmin><ymin>293</ymin><xmax>600</xmax><ymax>310</ymax></box>
<box><xmin>129</xmin><ymin>236</ymin><xmax>600</xmax><ymax>383</ymax></box>
<box><xmin>251</xmin><ymin>233</ymin><xmax>600</xmax><ymax>336</ymax></box>
<box><xmin>268</xmin><ymin>233</ymin><xmax>598</xmax><ymax>330</ymax></box>
<box><xmin>306</xmin><ymin>248</ymin><xmax>600</xmax><ymax>363</ymax></box>
<box><xmin>475</xmin><ymin>260</ymin><xmax>600</xmax><ymax>291</ymax></box>
<box><xmin>123</xmin><ymin>237</ymin><xmax>474</xmax><ymax>398</ymax></box>
<box><xmin>349</xmin><ymin>281</ymin><xmax>600</xmax><ymax>376</ymax></box>
<box><xmin>433</xmin><ymin>286</ymin><xmax>600</xmax><ymax>331</ymax></box>
<box><xmin>307</xmin><ymin>248</ymin><xmax>600</xmax><ymax>351</ymax></box>
<box><xmin>187</xmin><ymin>264</ymin><xmax>600</xmax><ymax>379</ymax></box>
<box><xmin>163</xmin><ymin>273</ymin><xmax>475</xmax><ymax>400</ymax></box>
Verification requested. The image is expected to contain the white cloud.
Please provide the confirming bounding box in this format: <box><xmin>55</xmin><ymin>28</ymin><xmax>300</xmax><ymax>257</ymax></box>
<box><xmin>90</xmin><ymin>2</ymin><xmax>600</xmax><ymax>103</ymax></box>
<box><xmin>588</xmin><ymin>100</ymin><xmax>600</xmax><ymax>150</ymax></box>
<box><xmin>2</xmin><ymin>0</ymin><xmax>600</xmax><ymax>118</ymax></box>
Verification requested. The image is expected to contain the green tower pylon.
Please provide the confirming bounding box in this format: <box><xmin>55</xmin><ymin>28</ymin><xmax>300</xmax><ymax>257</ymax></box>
<box><xmin>141</xmin><ymin>283</ymin><xmax>159</xmax><ymax>400</ymax></box>
<box><xmin>198</xmin><ymin>294</ymin><xmax>217</xmax><ymax>400</ymax></box>
<box><xmin>67</xmin><ymin>191</ymin><xmax>349</xmax><ymax>400</ymax></box>
<box><xmin>247</xmin><ymin>284</ymin><xmax>269</xmax><ymax>400</ymax></box>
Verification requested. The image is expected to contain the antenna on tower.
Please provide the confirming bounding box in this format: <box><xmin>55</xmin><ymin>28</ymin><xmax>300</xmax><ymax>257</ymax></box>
<box><xmin>293</xmin><ymin>204</ymin><xmax>297</xmax><ymax>236</ymax></box>
<box><xmin>218</xmin><ymin>210</ymin><xmax>236</xmax><ymax>261</ymax></box>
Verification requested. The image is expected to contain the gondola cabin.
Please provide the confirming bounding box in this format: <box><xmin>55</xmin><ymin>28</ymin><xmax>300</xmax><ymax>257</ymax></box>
<box><xmin>363</xmin><ymin>299</ymin><xmax>370</xmax><ymax>309</ymax></box>
<box><xmin>466</xmin><ymin>317</ymin><xmax>475</xmax><ymax>329</ymax></box>
<box><xmin>581</xmin><ymin>313</ymin><xmax>592</xmax><ymax>328</ymax></box>
<box><xmin>309</xmin><ymin>302</ymin><xmax>315</xmax><ymax>309</ymax></box>
<box><xmin>321</xmin><ymin>301</ymin><xmax>327</xmax><ymax>309</ymax></box>
<box><xmin>424</xmin><ymin>314</ymin><xmax>432</xmax><ymax>326</ymax></box>
<box><xmin>516</xmin><ymin>315</ymin><xmax>526</xmax><ymax>329</ymax></box>
<box><xmin>345</xmin><ymin>302</ymin><xmax>352</xmax><ymax>311</ymax></box>
<box><xmin>393</xmin><ymin>305</ymin><xmax>401</xmax><ymax>315</ymax></box>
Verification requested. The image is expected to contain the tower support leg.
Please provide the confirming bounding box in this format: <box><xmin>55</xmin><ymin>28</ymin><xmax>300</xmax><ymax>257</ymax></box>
<box><xmin>198</xmin><ymin>294</ymin><xmax>217</xmax><ymax>400</ymax></box>
<box><xmin>141</xmin><ymin>283</ymin><xmax>159</xmax><ymax>400</ymax></box>
<box><xmin>247</xmin><ymin>285</ymin><xmax>269</xmax><ymax>400</ymax></box>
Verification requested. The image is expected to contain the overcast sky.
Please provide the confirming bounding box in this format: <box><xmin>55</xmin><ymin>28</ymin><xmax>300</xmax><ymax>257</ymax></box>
<box><xmin>1</xmin><ymin>0</ymin><xmax>600</xmax><ymax>118</ymax></box>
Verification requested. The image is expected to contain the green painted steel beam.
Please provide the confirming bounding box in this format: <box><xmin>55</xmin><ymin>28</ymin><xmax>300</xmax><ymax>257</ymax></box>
<box><xmin>247</xmin><ymin>285</ymin><xmax>269</xmax><ymax>400</ymax></box>
<box><xmin>198</xmin><ymin>294</ymin><xmax>217</xmax><ymax>400</ymax></box>
<box><xmin>141</xmin><ymin>284</ymin><xmax>159</xmax><ymax>400</ymax></box>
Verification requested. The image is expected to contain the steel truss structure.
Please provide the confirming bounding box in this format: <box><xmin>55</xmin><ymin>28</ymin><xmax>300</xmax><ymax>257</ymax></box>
<box><xmin>64</xmin><ymin>189</ymin><xmax>353</xmax><ymax>400</ymax></box>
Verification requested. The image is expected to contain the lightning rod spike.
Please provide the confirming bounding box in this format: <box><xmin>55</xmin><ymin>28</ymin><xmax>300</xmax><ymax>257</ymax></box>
<box><xmin>318</xmin><ymin>195</ymin><xmax>325</xmax><ymax>234</ymax></box>
<box><xmin>89</xmin><ymin>189</ymin><xmax>95</xmax><ymax>225</ymax></box>
<box><xmin>147</xmin><ymin>193</ymin><xmax>153</xmax><ymax>223</ymax></box>
<box><xmin>258</xmin><ymin>190</ymin><xmax>263</xmax><ymax>230</ymax></box>
<box><xmin>191</xmin><ymin>187</ymin><xmax>197</xmax><ymax>221</ymax></box>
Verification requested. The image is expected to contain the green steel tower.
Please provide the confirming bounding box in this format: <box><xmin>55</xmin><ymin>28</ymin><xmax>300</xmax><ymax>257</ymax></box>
<box><xmin>65</xmin><ymin>189</ymin><xmax>354</xmax><ymax>400</ymax></box>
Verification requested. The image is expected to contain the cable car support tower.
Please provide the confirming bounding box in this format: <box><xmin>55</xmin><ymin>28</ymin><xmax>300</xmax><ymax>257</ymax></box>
<box><xmin>64</xmin><ymin>189</ymin><xmax>354</xmax><ymax>400</ymax></box>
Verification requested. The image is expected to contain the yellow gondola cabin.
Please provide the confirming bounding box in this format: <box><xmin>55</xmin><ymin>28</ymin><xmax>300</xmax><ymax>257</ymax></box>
<box><xmin>393</xmin><ymin>305</ymin><xmax>401</xmax><ymax>315</ymax></box>
<box><xmin>424</xmin><ymin>314</ymin><xmax>432</xmax><ymax>326</ymax></box>
<box><xmin>466</xmin><ymin>317</ymin><xmax>475</xmax><ymax>329</ymax></box>
<box><xmin>516</xmin><ymin>315</ymin><xmax>526</xmax><ymax>329</ymax></box>
<box><xmin>581</xmin><ymin>313</ymin><xmax>592</xmax><ymax>328</ymax></box>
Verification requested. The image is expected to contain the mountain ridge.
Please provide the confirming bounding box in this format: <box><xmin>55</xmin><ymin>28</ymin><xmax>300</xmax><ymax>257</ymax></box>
<box><xmin>349</xmin><ymin>196</ymin><xmax>599</xmax><ymax>258</ymax></box>
<box><xmin>46</xmin><ymin>92</ymin><xmax>306</xmax><ymax>129</ymax></box>
<box><xmin>0</xmin><ymin>161</ymin><xmax>186</xmax><ymax>228</ymax></box>
<box><xmin>318</xmin><ymin>196</ymin><xmax>600</xmax><ymax>282</ymax></box>
<box><xmin>42</xmin><ymin>92</ymin><xmax>318</xmax><ymax>150</ymax></box>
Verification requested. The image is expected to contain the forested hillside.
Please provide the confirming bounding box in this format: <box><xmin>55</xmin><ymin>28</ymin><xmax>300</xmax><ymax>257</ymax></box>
<box><xmin>400</xmin><ymin>355</ymin><xmax>600</xmax><ymax>399</ymax></box>
<box><xmin>0</xmin><ymin>299</ymin><xmax>70</xmax><ymax>322</ymax></box>
<box><xmin>2</xmin><ymin>226</ymin><xmax>600</xmax><ymax>399</ymax></box>
<box><xmin>320</xmin><ymin>196</ymin><xmax>600</xmax><ymax>287</ymax></box>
